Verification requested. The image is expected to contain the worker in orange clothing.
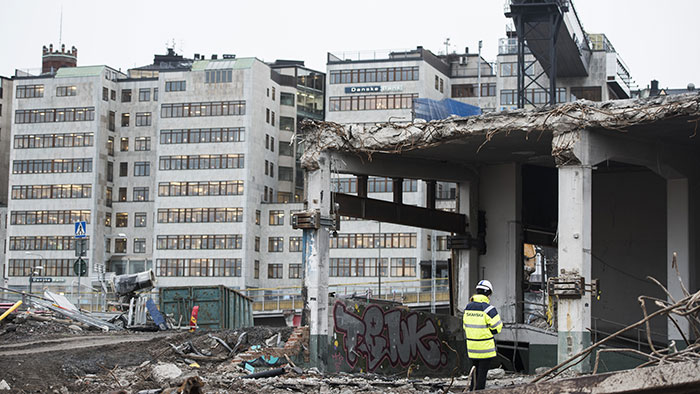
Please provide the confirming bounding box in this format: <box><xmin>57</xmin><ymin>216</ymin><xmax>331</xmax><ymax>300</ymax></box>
<box><xmin>463</xmin><ymin>280</ymin><xmax>502</xmax><ymax>391</ymax></box>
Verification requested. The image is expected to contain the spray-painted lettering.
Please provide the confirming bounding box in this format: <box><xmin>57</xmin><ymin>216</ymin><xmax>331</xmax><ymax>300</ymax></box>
<box><xmin>333</xmin><ymin>301</ymin><xmax>447</xmax><ymax>371</ymax></box>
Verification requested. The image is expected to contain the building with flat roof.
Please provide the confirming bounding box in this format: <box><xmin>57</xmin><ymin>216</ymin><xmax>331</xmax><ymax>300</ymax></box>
<box><xmin>2</xmin><ymin>48</ymin><xmax>324</xmax><ymax>309</ymax></box>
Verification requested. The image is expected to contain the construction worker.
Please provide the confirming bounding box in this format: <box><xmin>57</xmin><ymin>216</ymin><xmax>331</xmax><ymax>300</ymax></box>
<box><xmin>463</xmin><ymin>279</ymin><xmax>502</xmax><ymax>391</ymax></box>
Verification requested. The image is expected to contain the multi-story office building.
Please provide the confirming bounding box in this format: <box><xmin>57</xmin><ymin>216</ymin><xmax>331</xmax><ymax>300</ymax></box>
<box><xmin>3</xmin><ymin>47</ymin><xmax>324</xmax><ymax>299</ymax></box>
<box><xmin>323</xmin><ymin>30</ymin><xmax>633</xmax><ymax>303</ymax></box>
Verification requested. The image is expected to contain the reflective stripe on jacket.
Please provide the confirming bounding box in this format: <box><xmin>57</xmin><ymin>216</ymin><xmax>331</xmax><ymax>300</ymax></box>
<box><xmin>463</xmin><ymin>294</ymin><xmax>502</xmax><ymax>359</ymax></box>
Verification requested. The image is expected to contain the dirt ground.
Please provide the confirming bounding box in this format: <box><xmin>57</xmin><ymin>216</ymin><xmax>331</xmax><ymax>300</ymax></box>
<box><xmin>0</xmin><ymin>317</ymin><xmax>529</xmax><ymax>393</ymax></box>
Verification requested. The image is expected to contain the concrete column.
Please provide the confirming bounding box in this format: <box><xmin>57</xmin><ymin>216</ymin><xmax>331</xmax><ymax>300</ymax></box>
<box><xmin>557</xmin><ymin>165</ymin><xmax>592</xmax><ymax>371</ymax></box>
<box><xmin>478</xmin><ymin>164</ymin><xmax>521</xmax><ymax>323</ymax></box>
<box><xmin>456</xmin><ymin>180</ymin><xmax>479</xmax><ymax>312</ymax></box>
<box><xmin>392</xmin><ymin>178</ymin><xmax>403</xmax><ymax>204</ymax></box>
<box><xmin>426</xmin><ymin>180</ymin><xmax>436</xmax><ymax>209</ymax></box>
<box><xmin>667</xmin><ymin>178</ymin><xmax>690</xmax><ymax>342</ymax></box>
<box><xmin>302</xmin><ymin>153</ymin><xmax>331</xmax><ymax>370</ymax></box>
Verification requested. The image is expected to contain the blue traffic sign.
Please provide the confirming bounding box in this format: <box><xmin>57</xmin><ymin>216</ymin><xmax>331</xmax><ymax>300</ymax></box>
<box><xmin>74</xmin><ymin>221</ymin><xmax>87</xmax><ymax>238</ymax></box>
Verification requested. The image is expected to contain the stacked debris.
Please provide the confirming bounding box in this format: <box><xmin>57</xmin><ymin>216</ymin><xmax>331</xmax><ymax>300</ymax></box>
<box><xmin>534</xmin><ymin>253</ymin><xmax>700</xmax><ymax>382</ymax></box>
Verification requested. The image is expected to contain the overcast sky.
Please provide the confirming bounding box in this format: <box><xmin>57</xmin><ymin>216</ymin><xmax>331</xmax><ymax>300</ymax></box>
<box><xmin>0</xmin><ymin>0</ymin><xmax>697</xmax><ymax>90</ymax></box>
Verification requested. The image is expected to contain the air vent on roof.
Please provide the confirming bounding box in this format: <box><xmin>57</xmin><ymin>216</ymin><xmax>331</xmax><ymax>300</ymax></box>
<box><xmin>211</xmin><ymin>54</ymin><xmax>218</xmax><ymax>60</ymax></box>
<box><xmin>223</xmin><ymin>54</ymin><xmax>236</xmax><ymax>59</ymax></box>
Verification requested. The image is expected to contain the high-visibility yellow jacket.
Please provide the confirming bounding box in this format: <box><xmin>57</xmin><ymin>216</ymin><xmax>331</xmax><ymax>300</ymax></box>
<box><xmin>463</xmin><ymin>294</ymin><xmax>502</xmax><ymax>359</ymax></box>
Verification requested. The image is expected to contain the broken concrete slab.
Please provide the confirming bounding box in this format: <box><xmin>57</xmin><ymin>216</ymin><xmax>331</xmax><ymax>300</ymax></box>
<box><xmin>481</xmin><ymin>358</ymin><xmax>700</xmax><ymax>393</ymax></box>
<box><xmin>300</xmin><ymin>93</ymin><xmax>700</xmax><ymax>171</ymax></box>
<box><xmin>151</xmin><ymin>363</ymin><xmax>182</xmax><ymax>384</ymax></box>
<box><xmin>0</xmin><ymin>380</ymin><xmax>10</xmax><ymax>391</ymax></box>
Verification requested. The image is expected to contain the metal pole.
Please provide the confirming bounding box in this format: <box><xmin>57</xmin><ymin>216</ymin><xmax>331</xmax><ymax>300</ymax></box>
<box><xmin>477</xmin><ymin>40</ymin><xmax>483</xmax><ymax>109</ymax></box>
<box><xmin>431</xmin><ymin>230</ymin><xmax>436</xmax><ymax>314</ymax></box>
<box><xmin>77</xmin><ymin>256</ymin><xmax>82</xmax><ymax>308</ymax></box>
<box><xmin>377</xmin><ymin>221</ymin><xmax>382</xmax><ymax>298</ymax></box>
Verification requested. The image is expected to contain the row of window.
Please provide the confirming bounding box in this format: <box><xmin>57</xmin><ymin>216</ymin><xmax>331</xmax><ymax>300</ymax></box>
<box><xmin>157</xmin><ymin>180</ymin><xmax>244</xmax><ymax>197</ymax></box>
<box><xmin>160</xmin><ymin>101</ymin><xmax>245</xmax><ymax>118</ymax></box>
<box><xmin>500</xmin><ymin>88</ymin><xmax>567</xmax><ymax>106</ymax></box>
<box><xmin>119</xmin><ymin>136</ymin><xmax>151</xmax><ymax>152</ymax></box>
<box><xmin>205</xmin><ymin>70</ymin><xmax>233</xmax><ymax>84</ymax></box>
<box><xmin>160</xmin><ymin>127</ymin><xmax>245</xmax><ymax>144</ymax></box>
<box><xmin>328</xmin><ymin>94</ymin><xmax>417</xmax><ymax>112</ymax></box>
<box><xmin>13</xmin><ymin>132</ymin><xmax>94</xmax><ymax>149</ymax></box>
<box><xmin>329</xmin><ymin>67</ymin><xmax>420</xmax><ymax>84</ymax></box>
<box><xmin>9</xmin><ymin>236</ymin><xmax>89</xmax><ymax>251</ymax></box>
<box><xmin>15</xmin><ymin>107</ymin><xmax>95</xmax><ymax>123</ymax></box>
<box><xmin>8</xmin><ymin>259</ymin><xmax>85</xmax><ymax>277</ymax></box>
<box><xmin>16</xmin><ymin>84</ymin><xmax>44</xmax><ymax>98</ymax></box>
<box><xmin>12</xmin><ymin>158</ymin><xmax>92</xmax><ymax>174</ymax></box>
<box><xmin>11</xmin><ymin>184</ymin><xmax>92</xmax><ymax>199</ymax></box>
<box><xmin>110</xmin><ymin>237</ymin><xmax>146</xmax><ymax>254</ymax></box>
<box><xmin>156</xmin><ymin>234</ymin><xmax>243</xmax><ymax>250</ymax></box>
<box><xmin>451</xmin><ymin>83</ymin><xmax>497</xmax><ymax>98</ymax></box>
<box><xmin>119</xmin><ymin>88</ymin><xmax>158</xmax><ymax>103</ymax></box>
<box><xmin>108</xmin><ymin>212</ymin><xmax>148</xmax><ymax>228</ymax></box>
<box><xmin>165</xmin><ymin>81</ymin><xmax>186</xmax><ymax>92</ymax></box>
<box><xmin>156</xmin><ymin>258</ymin><xmax>241</xmax><ymax>277</ymax></box>
<box><xmin>157</xmin><ymin>208</ymin><xmax>243</xmax><ymax>223</ymax></box>
<box><xmin>333</xmin><ymin>177</ymin><xmax>418</xmax><ymax>193</ymax></box>
<box><xmin>253</xmin><ymin>236</ymin><xmax>303</xmax><ymax>253</ymax></box>
<box><xmin>330</xmin><ymin>257</ymin><xmax>416</xmax><ymax>277</ymax></box>
<box><xmin>115</xmin><ymin>186</ymin><xmax>149</xmax><ymax>202</ymax></box>
<box><xmin>158</xmin><ymin>154</ymin><xmax>244</xmax><ymax>171</ymax></box>
<box><xmin>10</xmin><ymin>210</ymin><xmax>91</xmax><ymax>225</ymax></box>
<box><xmin>330</xmin><ymin>233</ymin><xmax>417</xmax><ymax>249</ymax></box>
<box><xmin>266</xmin><ymin>263</ymin><xmax>302</xmax><ymax>279</ymax></box>
<box><xmin>113</xmin><ymin>161</ymin><xmax>150</xmax><ymax>177</ymax></box>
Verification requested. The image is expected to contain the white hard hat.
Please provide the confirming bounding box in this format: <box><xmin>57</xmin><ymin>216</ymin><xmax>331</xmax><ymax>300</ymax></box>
<box><xmin>476</xmin><ymin>280</ymin><xmax>493</xmax><ymax>293</ymax></box>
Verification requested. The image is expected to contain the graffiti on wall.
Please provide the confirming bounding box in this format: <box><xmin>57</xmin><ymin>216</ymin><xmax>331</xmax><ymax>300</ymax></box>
<box><xmin>333</xmin><ymin>301</ymin><xmax>448</xmax><ymax>372</ymax></box>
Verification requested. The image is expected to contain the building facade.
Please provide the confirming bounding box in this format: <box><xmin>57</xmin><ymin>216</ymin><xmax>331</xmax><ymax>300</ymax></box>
<box><xmin>2</xmin><ymin>49</ymin><xmax>324</xmax><ymax>303</ymax></box>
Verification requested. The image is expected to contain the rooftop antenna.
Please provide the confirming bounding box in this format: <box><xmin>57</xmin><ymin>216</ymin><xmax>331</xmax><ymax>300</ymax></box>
<box><xmin>443</xmin><ymin>37</ymin><xmax>450</xmax><ymax>56</ymax></box>
<box><xmin>59</xmin><ymin>5</ymin><xmax>63</xmax><ymax>47</ymax></box>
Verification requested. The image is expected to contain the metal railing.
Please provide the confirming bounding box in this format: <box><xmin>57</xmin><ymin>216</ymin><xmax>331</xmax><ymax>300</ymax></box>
<box><xmin>591</xmin><ymin>316</ymin><xmax>668</xmax><ymax>351</ymax></box>
<box><xmin>242</xmin><ymin>278</ymin><xmax>451</xmax><ymax>313</ymax></box>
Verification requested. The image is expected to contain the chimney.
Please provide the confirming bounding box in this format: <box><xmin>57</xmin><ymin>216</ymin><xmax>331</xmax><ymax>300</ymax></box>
<box><xmin>650</xmin><ymin>80</ymin><xmax>659</xmax><ymax>92</ymax></box>
<box><xmin>465</xmin><ymin>47</ymin><xmax>469</xmax><ymax>54</ymax></box>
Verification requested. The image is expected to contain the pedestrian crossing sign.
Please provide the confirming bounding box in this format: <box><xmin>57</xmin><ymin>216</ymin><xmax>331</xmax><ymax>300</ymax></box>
<box><xmin>75</xmin><ymin>221</ymin><xmax>87</xmax><ymax>238</ymax></box>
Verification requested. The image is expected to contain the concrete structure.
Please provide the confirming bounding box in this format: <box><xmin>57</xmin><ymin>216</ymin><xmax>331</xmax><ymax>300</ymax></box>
<box><xmin>301</xmin><ymin>93</ymin><xmax>700</xmax><ymax>371</ymax></box>
<box><xmin>2</xmin><ymin>49</ymin><xmax>325</xmax><ymax>307</ymax></box>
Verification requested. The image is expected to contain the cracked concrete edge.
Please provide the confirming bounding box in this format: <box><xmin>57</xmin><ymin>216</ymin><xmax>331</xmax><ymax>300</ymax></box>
<box><xmin>480</xmin><ymin>358</ymin><xmax>700</xmax><ymax>394</ymax></box>
<box><xmin>299</xmin><ymin>93</ymin><xmax>700</xmax><ymax>171</ymax></box>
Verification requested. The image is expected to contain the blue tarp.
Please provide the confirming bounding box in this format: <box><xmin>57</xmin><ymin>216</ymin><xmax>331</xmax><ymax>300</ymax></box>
<box><xmin>413</xmin><ymin>98</ymin><xmax>481</xmax><ymax>121</ymax></box>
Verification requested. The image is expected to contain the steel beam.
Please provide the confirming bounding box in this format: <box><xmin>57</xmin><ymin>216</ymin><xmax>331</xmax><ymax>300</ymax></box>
<box><xmin>334</xmin><ymin>192</ymin><xmax>467</xmax><ymax>234</ymax></box>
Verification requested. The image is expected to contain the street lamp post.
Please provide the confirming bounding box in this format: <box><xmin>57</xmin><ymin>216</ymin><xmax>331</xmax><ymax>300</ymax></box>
<box><xmin>25</xmin><ymin>252</ymin><xmax>45</xmax><ymax>298</ymax></box>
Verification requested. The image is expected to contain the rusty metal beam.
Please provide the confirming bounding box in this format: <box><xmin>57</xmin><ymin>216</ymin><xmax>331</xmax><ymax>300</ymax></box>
<box><xmin>334</xmin><ymin>192</ymin><xmax>467</xmax><ymax>234</ymax></box>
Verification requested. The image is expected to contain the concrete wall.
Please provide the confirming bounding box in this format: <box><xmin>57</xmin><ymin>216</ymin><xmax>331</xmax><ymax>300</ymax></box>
<box><xmin>329</xmin><ymin>297</ymin><xmax>467</xmax><ymax>377</ymax></box>
<box><xmin>478</xmin><ymin>163</ymin><xmax>522</xmax><ymax>323</ymax></box>
<box><xmin>591</xmin><ymin>169</ymin><xmax>668</xmax><ymax>339</ymax></box>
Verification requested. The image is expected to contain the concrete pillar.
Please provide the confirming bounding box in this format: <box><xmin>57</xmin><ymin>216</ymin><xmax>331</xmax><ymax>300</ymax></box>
<box><xmin>557</xmin><ymin>165</ymin><xmax>592</xmax><ymax>371</ymax></box>
<box><xmin>478</xmin><ymin>164</ymin><xmax>522</xmax><ymax>323</ymax></box>
<box><xmin>456</xmin><ymin>180</ymin><xmax>479</xmax><ymax>312</ymax></box>
<box><xmin>426</xmin><ymin>180</ymin><xmax>436</xmax><ymax>209</ymax></box>
<box><xmin>392</xmin><ymin>178</ymin><xmax>403</xmax><ymax>204</ymax></box>
<box><xmin>667</xmin><ymin>178</ymin><xmax>690</xmax><ymax>342</ymax></box>
<box><xmin>302</xmin><ymin>153</ymin><xmax>331</xmax><ymax>370</ymax></box>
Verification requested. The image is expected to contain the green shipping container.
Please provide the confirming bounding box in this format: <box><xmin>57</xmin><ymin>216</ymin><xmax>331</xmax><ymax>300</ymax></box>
<box><xmin>159</xmin><ymin>285</ymin><xmax>254</xmax><ymax>330</ymax></box>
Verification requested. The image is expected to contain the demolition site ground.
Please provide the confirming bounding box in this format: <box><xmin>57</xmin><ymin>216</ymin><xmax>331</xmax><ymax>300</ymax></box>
<box><xmin>0</xmin><ymin>318</ymin><xmax>531</xmax><ymax>393</ymax></box>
